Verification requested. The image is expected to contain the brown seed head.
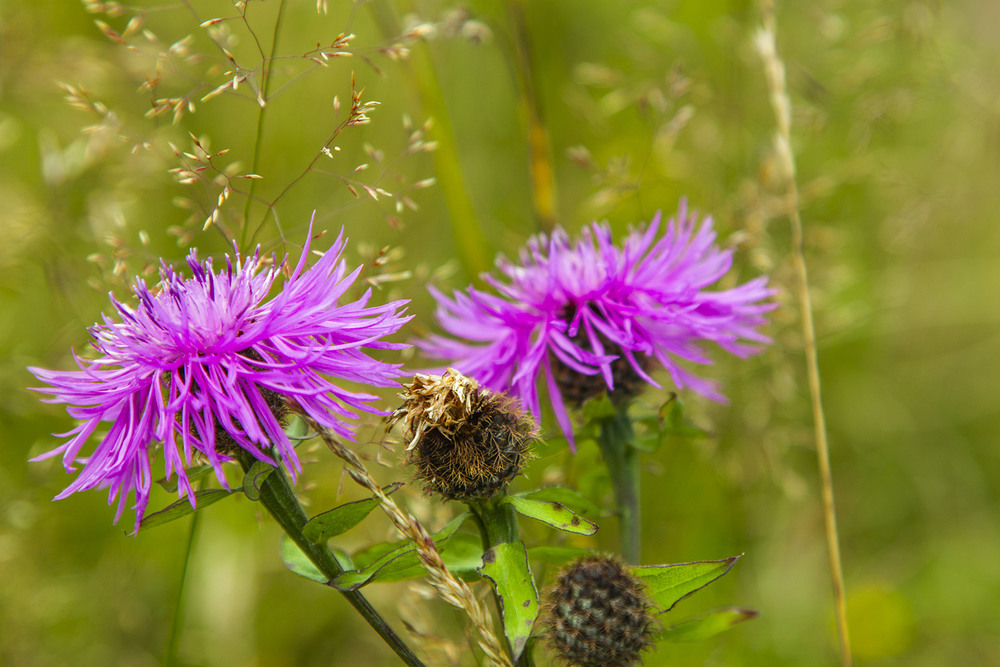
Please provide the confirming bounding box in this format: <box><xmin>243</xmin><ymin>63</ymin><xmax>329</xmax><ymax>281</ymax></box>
<box><xmin>389</xmin><ymin>370</ymin><xmax>536</xmax><ymax>501</ymax></box>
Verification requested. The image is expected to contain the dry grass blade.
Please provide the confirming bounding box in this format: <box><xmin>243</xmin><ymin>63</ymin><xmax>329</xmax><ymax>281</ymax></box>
<box><xmin>304</xmin><ymin>416</ymin><xmax>513</xmax><ymax>667</ymax></box>
<box><xmin>755</xmin><ymin>2</ymin><xmax>853</xmax><ymax>666</ymax></box>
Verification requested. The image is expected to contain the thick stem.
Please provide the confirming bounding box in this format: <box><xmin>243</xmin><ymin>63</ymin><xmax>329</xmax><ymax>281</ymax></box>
<box><xmin>596</xmin><ymin>406</ymin><xmax>641</xmax><ymax>564</ymax></box>
<box><xmin>467</xmin><ymin>495</ymin><xmax>531</xmax><ymax>666</ymax></box>
<box><xmin>235</xmin><ymin>453</ymin><xmax>425</xmax><ymax>667</ymax></box>
<box><xmin>468</xmin><ymin>495</ymin><xmax>519</xmax><ymax>549</ymax></box>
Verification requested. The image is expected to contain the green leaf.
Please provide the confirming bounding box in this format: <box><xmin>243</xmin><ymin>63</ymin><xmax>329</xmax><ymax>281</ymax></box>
<box><xmin>527</xmin><ymin>546</ymin><xmax>594</xmax><ymax>565</ymax></box>
<box><xmin>657</xmin><ymin>393</ymin><xmax>704</xmax><ymax>437</ymax></box>
<box><xmin>241</xmin><ymin>460</ymin><xmax>275</xmax><ymax>501</ymax></box>
<box><xmin>657</xmin><ymin>607</ymin><xmax>759</xmax><ymax>642</ymax></box>
<box><xmin>355</xmin><ymin>532</ymin><xmax>484</xmax><ymax>585</ymax></box>
<box><xmin>636</xmin><ymin>393</ymin><xmax>708</xmax><ymax>452</ymax></box>
<box><xmin>138</xmin><ymin>488</ymin><xmax>233</xmax><ymax>531</ymax></box>
<box><xmin>279</xmin><ymin>535</ymin><xmax>327</xmax><ymax>584</ymax></box>
<box><xmin>155</xmin><ymin>463</ymin><xmax>213</xmax><ymax>493</ymax></box>
<box><xmin>330</xmin><ymin>512</ymin><xmax>469</xmax><ymax>591</ymax></box>
<box><xmin>278</xmin><ymin>536</ymin><xmax>353</xmax><ymax>584</ymax></box>
<box><xmin>439</xmin><ymin>533</ymin><xmax>491</xmax><ymax>578</ymax></box>
<box><xmin>581</xmin><ymin>393</ymin><xmax>617</xmax><ymax>421</ymax></box>
<box><xmin>333</xmin><ymin>545</ymin><xmax>412</xmax><ymax>591</ymax></box>
<box><xmin>504</xmin><ymin>495</ymin><xmax>598</xmax><ymax>536</ymax></box>
<box><xmin>479</xmin><ymin>540</ymin><xmax>539</xmax><ymax>660</ymax></box>
<box><xmin>629</xmin><ymin>555</ymin><xmax>742</xmax><ymax>612</ymax></box>
<box><xmin>518</xmin><ymin>485</ymin><xmax>603</xmax><ymax>518</ymax></box>
<box><xmin>302</xmin><ymin>483</ymin><xmax>403</xmax><ymax>543</ymax></box>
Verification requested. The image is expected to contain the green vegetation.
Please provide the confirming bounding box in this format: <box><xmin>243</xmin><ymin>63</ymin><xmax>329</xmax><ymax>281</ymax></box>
<box><xmin>2</xmin><ymin>1</ymin><xmax>998</xmax><ymax>665</ymax></box>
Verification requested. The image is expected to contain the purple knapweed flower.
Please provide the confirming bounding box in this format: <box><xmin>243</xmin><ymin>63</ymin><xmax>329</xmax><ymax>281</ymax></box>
<box><xmin>29</xmin><ymin>225</ymin><xmax>410</xmax><ymax>532</ymax></box>
<box><xmin>418</xmin><ymin>200</ymin><xmax>776</xmax><ymax>447</ymax></box>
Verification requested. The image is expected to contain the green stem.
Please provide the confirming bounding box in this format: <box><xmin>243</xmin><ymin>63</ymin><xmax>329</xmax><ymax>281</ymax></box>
<box><xmin>596</xmin><ymin>405</ymin><xmax>641</xmax><ymax>564</ymax></box>
<box><xmin>467</xmin><ymin>495</ymin><xmax>519</xmax><ymax>550</ymax></box>
<box><xmin>239</xmin><ymin>0</ymin><xmax>288</xmax><ymax>250</ymax></box>
<box><xmin>163</xmin><ymin>495</ymin><xmax>200</xmax><ymax>667</ymax></box>
<box><xmin>467</xmin><ymin>495</ymin><xmax>533</xmax><ymax>666</ymax></box>
<box><xmin>235</xmin><ymin>453</ymin><xmax>425</xmax><ymax>667</ymax></box>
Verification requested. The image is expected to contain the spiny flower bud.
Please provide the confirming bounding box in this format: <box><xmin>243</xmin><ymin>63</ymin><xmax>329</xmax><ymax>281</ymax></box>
<box><xmin>389</xmin><ymin>370</ymin><xmax>535</xmax><ymax>501</ymax></box>
<box><xmin>543</xmin><ymin>556</ymin><xmax>656</xmax><ymax>667</ymax></box>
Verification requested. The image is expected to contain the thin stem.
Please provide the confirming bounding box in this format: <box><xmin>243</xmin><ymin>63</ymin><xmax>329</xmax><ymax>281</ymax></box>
<box><xmin>755</xmin><ymin>4</ymin><xmax>852</xmax><ymax>665</ymax></box>
<box><xmin>239</xmin><ymin>0</ymin><xmax>289</xmax><ymax>250</ymax></box>
<box><xmin>234</xmin><ymin>452</ymin><xmax>425</xmax><ymax>667</ymax></box>
<box><xmin>368</xmin><ymin>0</ymin><xmax>491</xmax><ymax>280</ymax></box>
<box><xmin>596</xmin><ymin>405</ymin><xmax>641</xmax><ymax>564</ymax></box>
<box><xmin>306</xmin><ymin>419</ymin><xmax>512</xmax><ymax>667</ymax></box>
<box><xmin>163</xmin><ymin>496</ymin><xmax>200</xmax><ymax>667</ymax></box>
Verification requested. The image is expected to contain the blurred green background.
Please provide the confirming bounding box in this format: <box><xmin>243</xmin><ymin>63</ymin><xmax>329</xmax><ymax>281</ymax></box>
<box><xmin>2</xmin><ymin>0</ymin><xmax>999</xmax><ymax>665</ymax></box>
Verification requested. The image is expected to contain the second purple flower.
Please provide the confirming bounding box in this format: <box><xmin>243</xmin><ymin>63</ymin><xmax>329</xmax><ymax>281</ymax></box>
<box><xmin>418</xmin><ymin>200</ymin><xmax>776</xmax><ymax>446</ymax></box>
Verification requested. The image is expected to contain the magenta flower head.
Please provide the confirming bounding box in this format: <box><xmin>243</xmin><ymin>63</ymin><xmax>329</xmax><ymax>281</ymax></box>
<box><xmin>418</xmin><ymin>200</ymin><xmax>776</xmax><ymax>447</ymax></box>
<box><xmin>29</xmin><ymin>224</ymin><xmax>410</xmax><ymax>533</ymax></box>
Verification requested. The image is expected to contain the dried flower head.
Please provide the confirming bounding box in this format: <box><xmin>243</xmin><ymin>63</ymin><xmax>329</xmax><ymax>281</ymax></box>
<box><xmin>418</xmin><ymin>199</ymin><xmax>776</xmax><ymax>446</ymax></box>
<box><xmin>29</xmin><ymin>224</ymin><xmax>410</xmax><ymax>532</ymax></box>
<box><xmin>389</xmin><ymin>370</ymin><xmax>535</xmax><ymax>501</ymax></box>
<box><xmin>543</xmin><ymin>556</ymin><xmax>657</xmax><ymax>667</ymax></box>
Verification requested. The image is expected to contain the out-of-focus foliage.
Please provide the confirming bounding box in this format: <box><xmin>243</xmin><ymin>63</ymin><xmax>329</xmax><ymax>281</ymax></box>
<box><xmin>2</xmin><ymin>0</ymin><xmax>999</xmax><ymax>665</ymax></box>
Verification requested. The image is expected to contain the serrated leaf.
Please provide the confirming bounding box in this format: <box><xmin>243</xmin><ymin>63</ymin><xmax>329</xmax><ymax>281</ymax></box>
<box><xmin>302</xmin><ymin>483</ymin><xmax>403</xmax><ymax>543</ymax></box>
<box><xmin>527</xmin><ymin>546</ymin><xmax>594</xmax><ymax>565</ymax></box>
<box><xmin>629</xmin><ymin>555</ymin><xmax>741</xmax><ymax>612</ymax></box>
<box><xmin>330</xmin><ymin>512</ymin><xmax>469</xmax><ymax>591</ymax></box>
<box><xmin>518</xmin><ymin>485</ymin><xmax>603</xmax><ymax>518</ymax></box>
<box><xmin>156</xmin><ymin>463</ymin><xmax>213</xmax><ymax>493</ymax></box>
<box><xmin>279</xmin><ymin>535</ymin><xmax>328</xmax><ymax>583</ymax></box>
<box><xmin>657</xmin><ymin>607</ymin><xmax>759</xmax><ymax>642</ymax></box>
<box><xmin>138</xmin><ymin>488</ymin><xmax>233</xmax><ymax>531</ymax></box>
<box><xmin>504</xmin><ymin>495</ymin><xmax>598</xmax><ymax>535</ymax></box>
<box><xmin>480</xmin><ymin>540</ymin><xmax>539</xmax><ymax>660</ymax></box>
<box><xmin>241</xmin><ymin>460</ymin><xmax>275</xmax><ymax>501</ymax></box>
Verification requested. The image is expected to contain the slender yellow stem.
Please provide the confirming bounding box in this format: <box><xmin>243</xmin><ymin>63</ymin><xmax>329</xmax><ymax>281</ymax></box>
<box><xmin>754</xmin><ymin>4</ymin><xmax>852</xmax><ymax>665</ymax></box>
<box><xmin>506</xmin><ymin>0</ymin><xmax>557</xmax><ymax>233</ymax></box>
